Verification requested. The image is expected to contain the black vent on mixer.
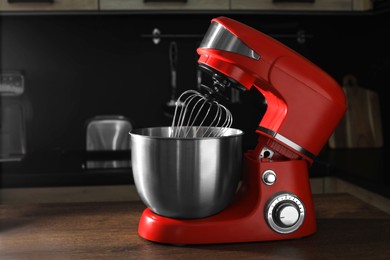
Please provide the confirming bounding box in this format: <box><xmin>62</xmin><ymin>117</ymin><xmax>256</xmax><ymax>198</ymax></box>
<box><xmin>198</xmin><ymin>64</ymin><xmax>246</xmax><ymax>102</ymax></box>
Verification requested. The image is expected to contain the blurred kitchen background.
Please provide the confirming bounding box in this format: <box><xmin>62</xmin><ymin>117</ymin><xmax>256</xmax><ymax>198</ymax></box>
<box><xmin>1</xmin><ymin>0</ymin><xmax>389</xmax><ymax>203</ymax></box>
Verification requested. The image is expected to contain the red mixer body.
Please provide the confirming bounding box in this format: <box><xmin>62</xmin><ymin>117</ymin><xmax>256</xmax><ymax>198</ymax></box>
<box><xmin>137</xmin><ymin>16</ymin><xmax>346</xmax><ymax>245</ymax></box>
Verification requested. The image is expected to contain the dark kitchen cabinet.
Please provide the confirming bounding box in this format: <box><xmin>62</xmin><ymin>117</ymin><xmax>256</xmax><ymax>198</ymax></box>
<box><xmin>100</xmin><ymin>0</ymin><xmax>229</xmax><ymax>11</ymax></box>
<box><xmin>0</xmin><ymin>0</ymin><xmax>373</xmax><ymax>13</ymax></box>
<box><xmin>100</xmin><ymin>0</ymin><xmax>372</xmax><ymax>12</ymax></box>
<box><xmin>230</xmin><ymin>0</ymin><xmax>373</xmax><ymax>11</ymax></box>
<box><xmin>0</xmin><ymin>0</ymin><xmax>98</xmax><ymax>12</ymax></box>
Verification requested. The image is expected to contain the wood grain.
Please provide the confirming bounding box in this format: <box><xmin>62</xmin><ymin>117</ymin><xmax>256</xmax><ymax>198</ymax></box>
<box><xmin>329</xmin><ymin>75</ymin><xmax>383</xmax><ymax>149</ymax></box>
<box><xmin>1</xmin><ymin>193</ymin><xmax>389</xmax><ymax>259</ymax></box>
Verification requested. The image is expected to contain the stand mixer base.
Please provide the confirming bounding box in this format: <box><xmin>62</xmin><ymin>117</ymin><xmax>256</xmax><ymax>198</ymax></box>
<box><xmin>137</xmin><ymin>152</ymin><xmax>317</xmax><ymax>245</ymax></box>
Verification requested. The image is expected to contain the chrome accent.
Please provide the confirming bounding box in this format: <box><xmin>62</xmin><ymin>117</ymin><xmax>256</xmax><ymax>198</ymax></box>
<box><xmin>260</xmin><ymin>147</ymin><xmax>275</xmax><ymax>160</ymax></box>
<box><xmin>152</xmin><ymin>28</ymin><xmax>161</xmax><ymax>45</ymax></box>
<box><xmin>0</xmin><ymin>72</ymin><xmax>24</xmax><ymax>96</ymax></box>
<box><xmin>266</xmin><ymin>193</ymin><xmax>305</xmax><ymax>234</ymax></box>
<box><xmin>85</xmin><ymin>115</ymin><xmax>133</xmax><ymax>169</ymax></box>
<box><xmin>86</xmin><ymin>115</ymin><xmax>132</xmax><ymax>151</ymax></box>
<box><xmin>262</xmin><ymin>170</ymin><xmax>277</xmax><ymax>185</ymax></box>
<box><xmin>257</xmin><ymin>126</ymin><xmax>315</xmax><ymax>160</ymax></box>
<box><xmin>199</xmin><ymin>22</ymin><xmax>260</xmax><ymax>60</ymax></box>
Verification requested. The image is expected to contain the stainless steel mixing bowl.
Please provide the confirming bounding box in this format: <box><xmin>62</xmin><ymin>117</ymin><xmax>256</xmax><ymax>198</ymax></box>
<box><xmin>130</xmin><ymin>126</ymin><xmax>243</xmax><ymax>219</ymax></box>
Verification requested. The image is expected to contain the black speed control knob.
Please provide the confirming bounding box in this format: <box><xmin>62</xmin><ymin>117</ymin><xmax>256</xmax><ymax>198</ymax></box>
<box><xmin>266</xmin><ymin>193</ymin><xmax>305</xmax><ymax>234</ymax></box>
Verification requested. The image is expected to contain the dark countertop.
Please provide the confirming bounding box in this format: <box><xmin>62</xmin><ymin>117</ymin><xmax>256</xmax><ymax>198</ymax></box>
<box><xmin>1</xmin><ymin>193</ymin><xmax>390</xmax><ymax>259</ymax></box>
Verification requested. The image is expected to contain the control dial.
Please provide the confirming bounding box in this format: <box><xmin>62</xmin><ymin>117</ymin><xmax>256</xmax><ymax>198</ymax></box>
<box><xmin>266</xmin><ymin>193</ymin><xmax>305</xmax><ymax>234</ymax></box>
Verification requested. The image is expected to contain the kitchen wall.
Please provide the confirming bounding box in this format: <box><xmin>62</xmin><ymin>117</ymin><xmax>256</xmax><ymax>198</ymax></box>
<box><xmin>1</xmin><ymin>12</ymin><xmax>389</xmax><ymax>186</ymax></box>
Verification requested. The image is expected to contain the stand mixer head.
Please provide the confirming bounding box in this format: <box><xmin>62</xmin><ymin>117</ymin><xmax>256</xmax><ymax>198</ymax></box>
<box><xmin>197</xmin><ymin>16</ymin><xmax>346</xmax><ymax>163</ymax></box>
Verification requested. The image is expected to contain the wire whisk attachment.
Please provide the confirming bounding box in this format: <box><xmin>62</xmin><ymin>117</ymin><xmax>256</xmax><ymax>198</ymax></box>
<box><xmin>170</xmin><ymin>89</ymin><xmax>233</xmax><ymax>138</ymax></box>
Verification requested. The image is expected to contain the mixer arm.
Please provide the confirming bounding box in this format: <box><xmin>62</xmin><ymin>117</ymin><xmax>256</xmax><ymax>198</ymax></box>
<box><xmin>252</xmin><ymin>54</ymin><xmax>347</xmax><ymax>162</ymax></box>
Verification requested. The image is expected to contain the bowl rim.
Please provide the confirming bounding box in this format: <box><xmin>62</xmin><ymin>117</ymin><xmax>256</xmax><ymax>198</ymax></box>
<box><xmin>129</xmin><ymin>126</ymin><xmax>244</xmax><ymax>140</ymax></box>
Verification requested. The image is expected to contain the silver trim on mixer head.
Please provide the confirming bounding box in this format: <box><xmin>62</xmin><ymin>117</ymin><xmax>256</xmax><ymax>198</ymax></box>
<box><xmin>199</xmin><ymin>22</ymin><xmax>260</xmax><ymax>60</ymax></box>
<box><xmin>257</xmin><ymin>126</ymin><xmax>315</xmax><ymax>160</ymax></box>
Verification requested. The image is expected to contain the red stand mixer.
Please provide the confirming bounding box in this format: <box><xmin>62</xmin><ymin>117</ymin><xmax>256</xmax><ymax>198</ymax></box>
<box><xmin>136</xmin><ymin>16</ymin><xmax>347</xmax><ymax>244</ymax></box>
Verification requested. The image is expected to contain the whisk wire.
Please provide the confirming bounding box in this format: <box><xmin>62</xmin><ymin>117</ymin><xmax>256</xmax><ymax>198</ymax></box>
<box><xmin>170</xmin><ymin>89</ymin><xmax>233</xmax><ymax>138</ymax></box>
<box><xmin>183</xmin><ymin>95</ymin><xmax>207</xmax><ymax>137</ymax></box>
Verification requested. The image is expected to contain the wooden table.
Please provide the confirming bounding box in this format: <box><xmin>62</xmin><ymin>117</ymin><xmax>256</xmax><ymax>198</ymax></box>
<box><xmin>1</xmin><ymin>193</ymin><xmax>389</xmax><ymax>259</ymax></box>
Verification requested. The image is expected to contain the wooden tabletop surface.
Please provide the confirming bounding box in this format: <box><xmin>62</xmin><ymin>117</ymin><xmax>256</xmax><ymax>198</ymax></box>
<box><xmin>1</xmin><ymin>193</ymin><xmax>389</xmax><ymax>259</ymax></box>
